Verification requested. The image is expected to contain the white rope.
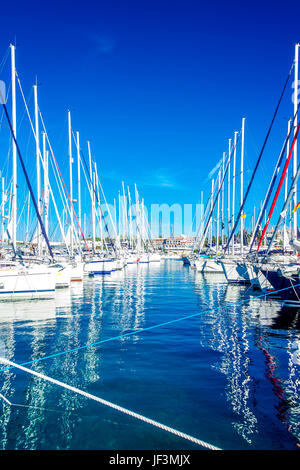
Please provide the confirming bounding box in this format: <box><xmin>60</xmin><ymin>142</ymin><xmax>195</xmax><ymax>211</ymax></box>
<box><xmin>0</xmin><ymin>357</ymin><xmax>221</xmax><ymax>450</ymax></box>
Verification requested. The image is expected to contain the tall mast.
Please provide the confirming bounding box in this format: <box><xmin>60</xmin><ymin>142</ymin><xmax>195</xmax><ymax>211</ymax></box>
<box><xmin>94</xmin><ymin>161</ymin><xmax>102</xmax><ymax>251</ymax></box>
<box><xmin>127</xmin><ymin>185</ymin><xmax>133</xmax><ymax>249</ymax></box>
<box><xmin>10</xmin><ymin>44</ymin><xmax>17</xmax><ymax>251</ymax></box>
<box><xmin>118</xmin><ymin>190</ymin><xmax>121</xmax><ymax>241</ymax></box>
<box><xmin>1</xmin><ymin>176</ymin><xmax>5</xmax><ymax>244</ymax></box>
<box><xmin>42</xmin><ymin>132</ymin><xmax>49</xmax><ymax>237</ymax></box>
<box><xmin>141</xmin><ymin>198</ymin><xmax>145</xmax><ymax>245</ymax></box>
<box><xmin>33</xmin><ymin>83</ymin><xmax>41</xmax><ymax>255</ymax></box>
<box><xmin>114</xmin><ymin>197</ymin><xmax>117</xmax><ymax>239</ymax></box>
<box><xmin>221</xmin><ymin>152</ymin><xmax>225</xmax><ymax>247</ymax></box>
<box><xmin>76</xmin><ymin>131</ymin><xmax>81</xmax><ymax>240</ymax></box>
<box><xmin>293</xmin><ymin>43</ymin><xmax>300</xmax><ymax>238</ymax></box>
<box><xmin>227</xmin><ymin>138</ymin><xmax>231</xmax><ymax>246</ymax></box>
<box><xmin>216</xmin><ymin>170</ymin><xmax>221</xmax><ymax>253</ymax></box>
<box><xmin>231</xmin><ymin>131</ymin><xmax>238</xmax><ymax>255</ymax></box>
<box><xmin>284</xmin><ymin>119</ymin><xmax>292</xmax><ymax>249</ymax></box>
<box><xmin>200</xmin><ymin>190</ymin><xmax>203</xmax><ymax>239</ymax></box>
<box><xmin>240</xmin><ymin>118</ymin><xmax>245</xmax><ymax>255</ymax></box>
<box><xmin>68</xmin><ymin>110</ymin><xmax>73</xmax><ymax>256</ymax></box>
<box><xmin>210</xmin><ymin>178</ymin><xmax>214</xmax><ymax>248</ymax></box>
<box><xmin>122</xmin><ymin>181</ymin><xmax>127</xmax><ymax>243</ymax></box>
<box><xmin>87</xmin><ymin>140</ymin><xmax>95</xmax><ymax>254</ymax></box>
<box><xmin>135</xmin><ymin>184</ymin><xmax>141</xmax><ymax>252</ymax></box>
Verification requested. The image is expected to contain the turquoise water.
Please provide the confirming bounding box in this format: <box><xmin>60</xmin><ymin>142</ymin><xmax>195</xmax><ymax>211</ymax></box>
<box><xmin>0</xmin><ymin>260</ymin><xmax>300</xmax><ymax>450</ymax></box>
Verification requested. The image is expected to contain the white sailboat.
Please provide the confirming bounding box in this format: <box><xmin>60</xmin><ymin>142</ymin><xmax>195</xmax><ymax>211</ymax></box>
<box><xmin>0</xmin><ymin>44</ymin><xmax>57</xmax><ymax>299</ymax></box>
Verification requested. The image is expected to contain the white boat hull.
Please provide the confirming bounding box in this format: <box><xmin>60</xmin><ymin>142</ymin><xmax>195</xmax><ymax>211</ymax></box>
<box><xmin>220</xmin><ymin>260</ymin><xmax>250</xmax><ymax>283</ymax></box>
<box><xmin>137</xmin><ymin>254</ymin><xmax>150</xmax><ymax>263</ymax></box>
<box><xmin>0</xmin><ymin>265</ymin><xmax>56</xmax><ymax>299</ymax></box>
<box><xmin>149</xmin><ymin>254</ymin><xmax>161</xmax><ymax>262</ymax></box>
<box><xmin>194</xmin><ymin>258</ymin><xmax>207</xmax><ymax>272</ymax></box>
<box><xmin>202</xmin><ymin>259</ymin><xmax>223</xmax><ymax>273</ymax></box>
<box><xmin>84</xmin><ymin>259</ymin><xmax>117</xmax><ymax>274</ymax></box>
<box><xmin>70</xmin><ymin>262</ymin><xmax>84</xmax><ymax>281</ymax></box>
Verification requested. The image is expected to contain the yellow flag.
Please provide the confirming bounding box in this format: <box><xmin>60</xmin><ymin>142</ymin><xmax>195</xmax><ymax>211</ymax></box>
<box><xmin>241</xmin><ymin>213</ymin><xmax>246</xmax><ymax>218</ymax></box>
<box><xmin>292</xmin><ymin>202</ymin><xmax>300</xmax><ymax>213</ymax></box>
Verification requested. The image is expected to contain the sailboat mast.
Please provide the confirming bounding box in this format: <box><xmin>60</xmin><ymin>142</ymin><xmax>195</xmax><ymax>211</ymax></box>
<box><xmin>135</xmin><ymin>184</ymin><xmax>141</xmax><ymax>252</ymax></box>
<box><xmin>210</xmin><ymin>178</ymin><xmax>214</xmax><ymax>248</ymax></box>
<box><xmin>200</xmin><ymin>190</ymin><xmax>203</xmax><ymax>240</ymax></box>
<box><xmin>118</xmin><ymin>190</ymin><xmax>121</xmax><ymax>242</ymax></box>
<box><xmin>240</xmin><ymin>118</ymin><xmax>245</xmax><ymax>255</ymax></box>
<box><xmin>122</xmin><ymin>181</ymin><xmax>127</xmax><ymax>244</ymax></box>
<box><xmin>76</xmin><ymin>131</ymin><xmax>81</xmax><ymax>240</ymax></box>
<box><xmin>284</xmin><ymin>119</ymin><xmax>291</xmax><ymax>249</ymax></box>
<box><xmin>33</xmin><ymin>83</ymin><xmax>41</xmax><ymax>255</ymax></box>
<box><xmin>10</xmin><ymin>44</ymin><xmax>17</xmax><ymax>252</ymax></box>
<box><xmin>87</xmin><ymin>140</ymin><xmax>95</xmax><ymax>254</ymax></box>
<box><xmin>68</xmin><ymin>110</ymin><xmax>73</xmax><ymax>256</ymax></box>
<box><xmin>221</xmin><ymin>152</ymin><xmax>225</xmax><ymax>247</ymax></box>
<box><xmin>94</xmin><ymin>162</ymin><xmax>103</xmax><ymax>251</ymax></box>
<box><xmin>1</xmin><ymin>177</ymin><xmax>5</xmax><ymax>244</ymax></box>
<box><xmin>42</xmin><ymin>132</ymin><xmax>49</xmax><ymax>237</ymax></box>
<box><xmin>127</xmin><ymin>186</ymin><xmax>133</xmax><ymax>249</ymax></box>
<box><xmin>216</xmin><ymin>171</ymin><xmax>220</xmax><ymax>252</ymax></box>
<box><xmin>232</xmin><ymin>131</ymin><xmax>237</xmax><ymax>255</ymax></box>
<box><xmin>227</xmin><ymin>138</ymin><xmax>231</xmax><ymax>245</ymax></box>
<box><xmin>293</xmin><ymin>43</ymin><xmax>299</xmax><ymax>238</ymax></box>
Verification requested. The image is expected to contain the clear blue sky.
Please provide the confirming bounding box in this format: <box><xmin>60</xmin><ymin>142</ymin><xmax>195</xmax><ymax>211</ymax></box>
<box><xmin>0</xmin><ymin>0</ymin><xmax>300</xmax><ymax>238</ymax></box>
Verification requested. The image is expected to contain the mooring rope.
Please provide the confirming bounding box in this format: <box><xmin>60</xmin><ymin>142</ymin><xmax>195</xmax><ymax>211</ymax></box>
<box><xmin>0</xmin><ymin>357</ymin><xmax>221</xmax><ymax>451</ymax></box>
<box><xmin>0</xmin><ymin>391</ymin><xmax>69</xmax><ymax>414</ymax></box>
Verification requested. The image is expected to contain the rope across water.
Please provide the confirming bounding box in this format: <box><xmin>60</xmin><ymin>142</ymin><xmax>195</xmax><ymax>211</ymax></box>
<box><xmin>0</xmin><ymin>357</ymin><xmax>221</xmax><ymax>451</ymax></box>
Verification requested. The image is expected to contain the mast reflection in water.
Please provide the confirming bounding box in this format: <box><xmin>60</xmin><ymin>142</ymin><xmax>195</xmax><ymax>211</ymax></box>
<box><xmin>0</xmin><ymin>261</ymin><xmax>300</xmax><ymax>450</ymax></box>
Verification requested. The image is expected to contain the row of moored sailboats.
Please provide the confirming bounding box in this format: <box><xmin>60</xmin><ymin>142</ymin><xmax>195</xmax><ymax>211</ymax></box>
<box><xmin>0</xmin><ymin>44</ymin><xmax>162</xmax><ymax>299</ymax></box>
<box><xmin>183</xmin><ymin>43</ymin><xmax>300</xmax><ymax>307</ymax></box>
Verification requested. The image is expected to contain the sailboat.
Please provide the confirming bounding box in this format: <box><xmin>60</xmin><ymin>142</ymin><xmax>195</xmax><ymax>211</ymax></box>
<box><xmin>0</xmin><ymin>44</ymin><xmax>57</xmax><ymax>299</ymax></box>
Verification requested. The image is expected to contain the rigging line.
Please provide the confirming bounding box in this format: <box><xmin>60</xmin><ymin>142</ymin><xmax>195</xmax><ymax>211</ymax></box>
<box><xmin>14</xmin><ymin>73</ymin><xmax>71</xmax><ymax>255</ymax></box>
<box><xmin>79</xmin><ymin>147</ymin><xmax>117</xmax><ymax>254</ymax></box>
<box><xmin>38</xmin><ymin>110</ymin><xmax>90</xmax><ymax>253</ymax></box>
<box><xmin>16</xmin><ymin>71</ymin><xmax>69</xmax><ymax>252</ymax></box>
<box><xmin>224</xmin><ymin>62</ymin><xmax>295</xmax><ymax>252</ymax></box>
<box><xmin>47</xmin><ymin>137</ymin><xmax>89</xmax><ymax>253</ymax></box>
<box><xmin>250</xmin><ymin>102</ymin><xmax>300</xmax><ymax>252</ymax></box>
<box><xmin>1</xmin><ymin>280</ymin><xmax>300</xmax><ymax>373</ymax></box>
<box><xmin>78</xmin><ymin>149</ymin><xmax>109</xmax><ymax>249</ymax></box>
<box><xmin>134</xmin><ymin>185</ymin><xmax>153</xmax><ymax>252</ymax></box>
<box><xmin>0</xmin><ymin>357</ymin><xmax>221</xmax><ymax>451</ymax></box>
<box><xmin>0</xmin><ymin>392</ymin><xmax>73</xmax><ymax>415</ymax></box>
<box><xmin>0</xmin><ymin>101</ymin><xmax>54</xmax><ymax>259</ymax></box>
<box><xmin>199</xmin><ymin>134</ymin><xmax>240</xmax><ymax>252</ymax></box>
<box><xmin>257</xmin><ymin>120</ymin><xmax>300</xmax><ymax>252</ymax></box>
<box><xmin>70</xmin><ymin>131</ymin><xmax>108</xmax><ymax>251</ymax></box>
<box><xmin>192</xmin><ymin>190</ymin><xmax>213</xmax><ymax>251</ymax></box>
<box><xmin>95</xmin><ymin>170</ymin><xmax>119</xmax><ymax>250</ymax></box>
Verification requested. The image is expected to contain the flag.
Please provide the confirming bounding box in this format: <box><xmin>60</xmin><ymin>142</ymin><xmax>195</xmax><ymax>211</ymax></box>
<box><xmin>241</xmin><ymin>213</ymin><xmax>246</xmax><ymax>219</ymax></box>
<box><xmin>292</xmin><ymin>202</ymin><xmax>300</xmax><ymax>213</ymax></box>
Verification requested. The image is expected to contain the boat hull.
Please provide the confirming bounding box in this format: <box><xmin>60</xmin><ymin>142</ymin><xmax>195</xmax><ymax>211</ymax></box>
<box><xmin>0</xmin><ymin>266</ymin><xmax>56</xmax><ymax>299</ymax></box>
<box><xmin>220</xmin><ymin>260</ymin><xmax>250</xmax><ymax>284</ymax></box>
<box><xmin>84</xmin><ymin>259</ymin><xmax>117</xmax><ymax>275</ymax></box>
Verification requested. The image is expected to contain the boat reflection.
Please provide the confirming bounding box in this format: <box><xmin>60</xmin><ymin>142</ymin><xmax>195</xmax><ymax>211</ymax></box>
<box><xmin>195</xmin><ymin>276</ymin><xmax>300</xmax><ymax>447</ymax></box>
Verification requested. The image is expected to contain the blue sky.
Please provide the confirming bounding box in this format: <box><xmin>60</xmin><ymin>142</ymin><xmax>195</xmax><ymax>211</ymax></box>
<box><xmin>0</xmin><ymin>0</ymin><xmax>300</xmax><ymax>238</ymax></box>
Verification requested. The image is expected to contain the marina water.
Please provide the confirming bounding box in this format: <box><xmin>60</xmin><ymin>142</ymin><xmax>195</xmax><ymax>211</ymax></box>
<box><xmin>0</xmin><ymin>260</ymin><xmax>299</xmax><ymax>450</ymax></box>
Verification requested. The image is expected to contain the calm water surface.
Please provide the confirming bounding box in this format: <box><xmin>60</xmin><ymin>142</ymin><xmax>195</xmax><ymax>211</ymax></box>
<box><xmin>0</xmin><ymin>260</ymin><xmax>300</xmax><ymax>450</ymax></box>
